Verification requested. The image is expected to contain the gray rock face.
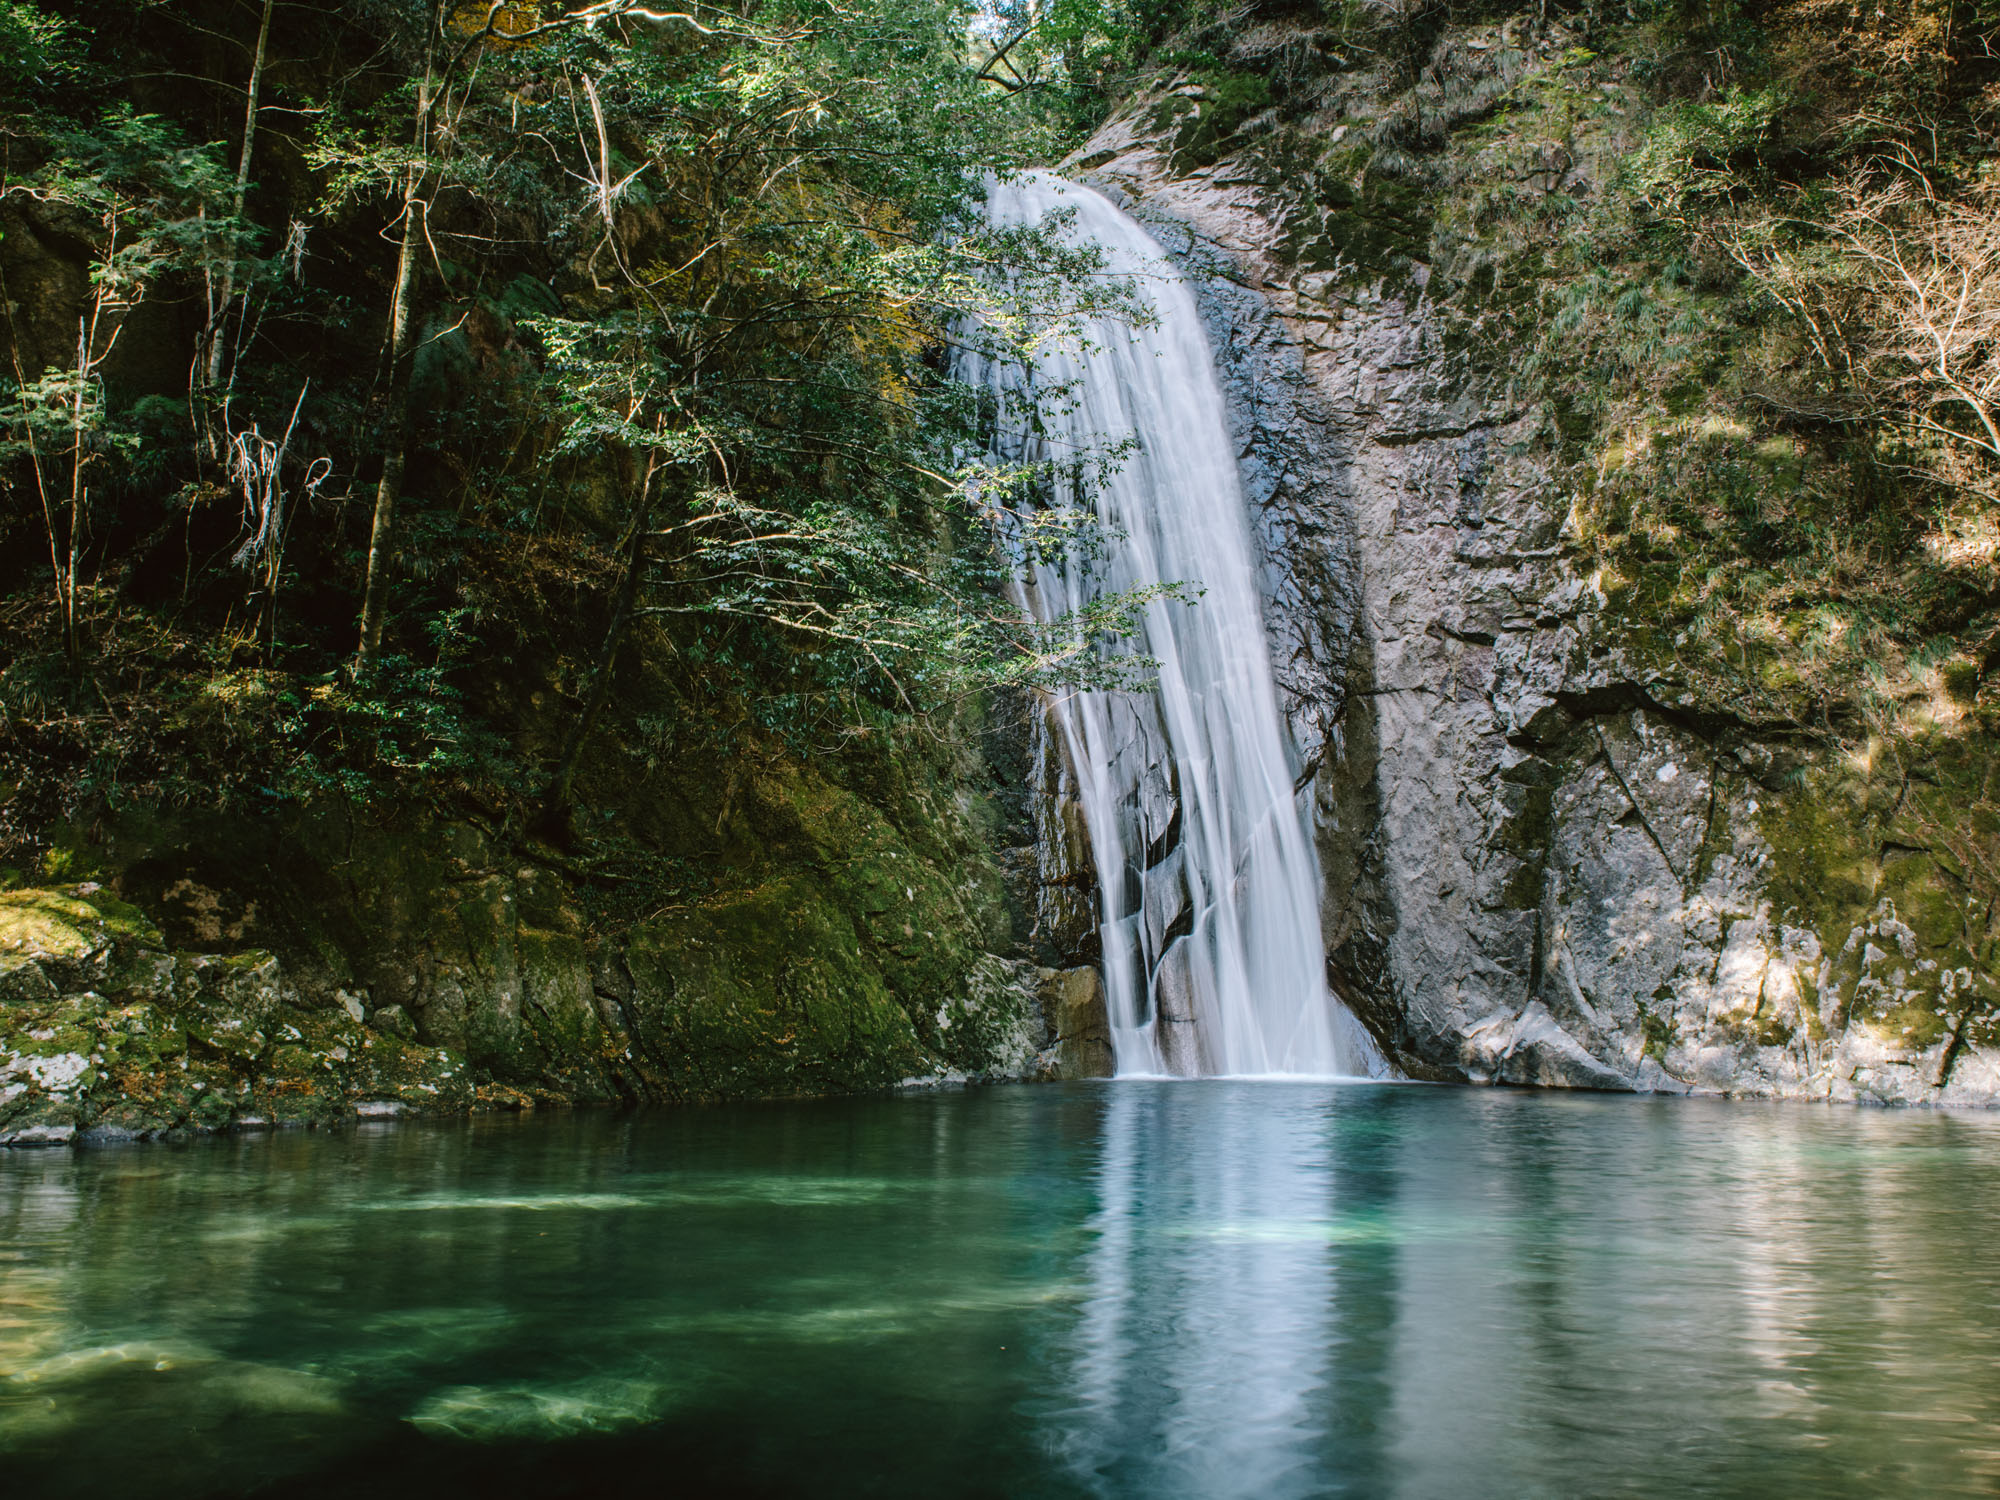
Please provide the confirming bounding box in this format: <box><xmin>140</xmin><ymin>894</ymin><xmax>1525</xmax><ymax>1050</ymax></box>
<box><xmin>1045</xmin><ymin>118</ymin><xmax>2000</xmax><ymax>1105</ymax></box>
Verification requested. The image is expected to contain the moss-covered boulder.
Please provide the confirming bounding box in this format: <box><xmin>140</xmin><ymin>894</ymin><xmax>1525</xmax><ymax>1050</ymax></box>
<box><xmin>2</xmin><ymin>886</ymin><xmax>473</xmax><ymax>1145</ymax></box>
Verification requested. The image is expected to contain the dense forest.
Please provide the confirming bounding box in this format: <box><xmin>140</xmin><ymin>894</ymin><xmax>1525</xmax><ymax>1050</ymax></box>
<box><xmin>4</xmin><ymin>0</ymin><xmax>1995</xmax><ymax>856</ymax></box>
<box><xmin>0</xmin><ymin>0</ymin><xmax>1127</xmax><ymax>855</ymax></box>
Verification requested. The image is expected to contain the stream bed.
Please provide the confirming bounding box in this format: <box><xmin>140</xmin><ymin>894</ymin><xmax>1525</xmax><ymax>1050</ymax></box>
<box><xmin>4</xmin><ymin>1081</ymin><xmax>2000</xmax><ymax>1497</ymax></box>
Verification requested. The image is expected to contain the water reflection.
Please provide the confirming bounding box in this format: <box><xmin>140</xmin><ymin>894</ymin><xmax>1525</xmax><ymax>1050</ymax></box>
<box><xmin>1052</xmin><ymin>1083</ymin><xmax>1342</xmax><ymax>1497</ymax></box>
<box><xmin>1041</xmin><ymin>1086</ymin><xmax>2000</xmax><ymax>1500</ymax></box>
<box><xmin>1</xmin><ymin>1087</ymin><xmax>1999</xmax><ymax>1497</ymax></box>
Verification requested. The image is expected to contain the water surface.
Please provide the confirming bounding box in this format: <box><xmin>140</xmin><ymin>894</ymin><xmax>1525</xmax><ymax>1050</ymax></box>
<box><xmin>4</xmin><ymin>1082</ymin><xmax>1999</xmax><ymax>1497</ymax></box>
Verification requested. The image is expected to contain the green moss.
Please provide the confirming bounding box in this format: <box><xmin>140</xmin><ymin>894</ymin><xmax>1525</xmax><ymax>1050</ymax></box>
<box><xmin>1635</xmin><ymin>995</ymin><xmax>1675</xmax><ymax>1063</ymax></box>
<box><xmin>1276</xmin><ymin>168</ymin><xmax>1434</xmax><ymax>281</ymax></box>
<box><xmin>0</xmin><ymin>887</ymin><xmax>163</xmax><ymax>959</ymax></box>
<box><xmin>500</xmin><ymin>926</ymin><xmax>622</xmax><ymax>1103</ymax></box>
<box><xmin>347</xmin><ymin>1031</ymin><xmax>476</xmax><ymax>1112</ymax></box>
<box><xmin>1753</xmin><ymin>1008</ymin><xmax>1796</xmax><ymax>1048</ymax></box>
<box><xmin>1758</xmin><ymin>741</ymin><xmax>2000</xmax><ymax>1055</ymax></box>
<box><xmin>620</xmin><ymin>875</ymin><xmax>925</xmax><ymax>1100</ymax></box>
<box><xmin>1</xmin><ymin>883</ymin><xmax>482</xmax><ymax>1137</ymax></box>
<box><xmin>1757</xmin><ymin>772</ymin><xmax>1880</xmax><ymax>934</ymax></box>
<box><xmin>1939</xmin><ymin>658</ymin><xmax>1981</xmax><ymax>706</ymax></box>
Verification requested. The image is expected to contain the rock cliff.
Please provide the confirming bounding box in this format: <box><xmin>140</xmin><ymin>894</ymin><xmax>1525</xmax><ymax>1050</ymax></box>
<box><xmin>1048</xmin><ymin>88</ymin><xmax>2000</xmax><ymax>1105</ymax></box>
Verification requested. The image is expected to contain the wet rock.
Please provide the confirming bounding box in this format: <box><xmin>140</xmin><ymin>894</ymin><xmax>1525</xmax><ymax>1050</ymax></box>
<box><xmin>1037</xmin><ymin>966</ymin><xmax>1114</xmax><ymax>1079</ymax></box>
<box><xmin>370</xmin><ymin>1003</ymin><xmax>414</xmax><ymax>1038</ymax></box>
<box><xmin>0</xmin><ymin>1123</ymin><xmax>75</xmax><ymax>1146</ymax></box>
<box><xmin>0</xmin><ymin>958</ymin><xmax>60</xmax><ymax>1007</ymax></box>
<box><xmin>1152</xmin><ymin>938</ymin><xmax>1208</xmax><ymax>1077</ymax></box>
<box><xmin>1141</xmin><ymin>848</ymin><xmax>1191</xmax><ymax>956</ymax></box>
<box><xmin>1478</xmin><ymin>1002</ymin><xmax>1635</xmax><ymax>1092</ymax></box>
<box><xmin>0</xmin><ymin>887</ymin><xmax>480</xmax><ymax>1144</ymax></box>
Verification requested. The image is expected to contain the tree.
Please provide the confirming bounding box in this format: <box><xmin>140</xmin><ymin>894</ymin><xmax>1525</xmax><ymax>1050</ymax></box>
<box><xmin>0</xmin><ymin>0</ymin><xmax>1170</xmax><ymax>822</ymax></box>
<box><xmin>309</xmin><ymin>0</ymin><xmax>1159</xmax><ymax>810</ymax></box>
<box><xmin>197</xmin><ymin>0</ymin><xmax>276</xmax><ymax>402</ymax></box>
<box><xmin>1717</xmin><ymin>152</ymin><xmax>2000</xmax><ymax>503</ymax></box>
<box><xmin>1</xmin><ymin>111</ymin><xmax>245</xmax><ymax>667</ymax></box>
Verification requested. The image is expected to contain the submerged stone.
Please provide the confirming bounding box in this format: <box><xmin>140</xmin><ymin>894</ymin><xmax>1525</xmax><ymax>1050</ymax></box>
<box><xmin>407</xmin><ymin>1376</ymin><xmax>673</xmax><ymax>1442</ymax></box>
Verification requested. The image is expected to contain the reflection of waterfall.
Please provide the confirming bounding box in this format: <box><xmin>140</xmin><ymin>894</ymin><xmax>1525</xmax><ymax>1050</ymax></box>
<box><xmin>1047</xmin><ymin>1083</ymin><xmax>1342</xmax><ymax>1498</ymax></box>
<box><xmin>960</xmin><ymin>173</ymin><xmax>1385</xmax><ymax>1077</ymax></box>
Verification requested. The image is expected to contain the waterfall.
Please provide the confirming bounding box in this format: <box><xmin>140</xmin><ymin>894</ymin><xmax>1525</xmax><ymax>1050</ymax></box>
<box><xmin>961</xmin><ymin>173</ymin><xmax>1388</xmax><ymax>1080</ymax></box>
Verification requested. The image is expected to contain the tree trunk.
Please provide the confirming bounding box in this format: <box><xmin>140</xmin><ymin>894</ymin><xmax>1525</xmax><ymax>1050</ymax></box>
<box><xmin>202</xmin><ymin>0</ymin><xmax>274</xmax><ymax>392</ymax></box>
<box><xmin>354</xmin><ymin>64</ymin><xmax>433</xmax><ymax>668</ymax></box>
<box><xmin>63</xmin><ymin>316</ymin><xmax>89</xmax><ymax>668</ymax></box>
<box><xmin>1</xmin><ymin>272</ymin><xmax>68</xmax><ymax>660</ymax></box>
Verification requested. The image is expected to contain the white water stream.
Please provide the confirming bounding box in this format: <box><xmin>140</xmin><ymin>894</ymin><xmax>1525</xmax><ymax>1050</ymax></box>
<box><xmin>962</xmin><ymin>174</ymin><xmax>1387</xmax><ymax>1079</ymax></box>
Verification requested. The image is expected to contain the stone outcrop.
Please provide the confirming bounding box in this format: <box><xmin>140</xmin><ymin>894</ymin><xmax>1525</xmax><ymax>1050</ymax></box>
<box><xmin>1</xmin><ymin>785</ymin><xmax>1060</xmax><ymax>1143</ymax></box>
<box><xmin>1052</xmin><ymin>109</ymin><xmax>2000</xmax><ymax>1105</ymax></box>
<box><xmin>0</xmin><ymin>887</ymin><xmax>473</xmax><ymax>1144</ymax></box>
<box><xmin>1036</xmin><ymin>965</ymin><xmax>1116</xmax><ymax>1080</ymax></box>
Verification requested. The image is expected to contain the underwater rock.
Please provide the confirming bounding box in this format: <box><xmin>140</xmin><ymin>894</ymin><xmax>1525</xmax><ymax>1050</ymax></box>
<box><xmin>0</xmin><ymin>1340</ymin><xmax>351</xmax><ymax>1493</ymax></box>
<box><xmin>406</xmin><ymin>1376</ymin><xmax>672</xmax><ymax>1441</ymax></box>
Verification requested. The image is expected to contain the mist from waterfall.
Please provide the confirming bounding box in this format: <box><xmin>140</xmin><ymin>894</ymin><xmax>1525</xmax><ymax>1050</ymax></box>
<box><xmin>960</xmin><ymin>173</ymin><xmax>1387</xmax><ymax>1079</ymax></box>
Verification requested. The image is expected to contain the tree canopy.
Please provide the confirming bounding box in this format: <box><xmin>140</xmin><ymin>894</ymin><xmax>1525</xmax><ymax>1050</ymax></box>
<box><xmin>0</xmin><ymin>0</ymin><xmax>1161</xmax><ymax>838</ymax></box>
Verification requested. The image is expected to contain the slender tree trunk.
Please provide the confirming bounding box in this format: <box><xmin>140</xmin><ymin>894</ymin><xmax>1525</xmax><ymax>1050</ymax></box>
<box><xmin>63</xmin><ymin>316</ymin><xmax>89</xmax><ymax>668</ymax></box>
<box><xmin>203</xmin><ymin>0</ymin><xmax>275</xmax><ymax>392</ymax></box>
<box><xmin>542</xmin><ymin>456</ymin><xmax>660</xmax><ymax>825</ymax></box>
<box><xmin>3</xmin><ymin>269</ymin><xmax>69</xmax><ymax>661</ymax></box>
<box><xmin>354</xmin><ymin>63</ymin><xmax>433</xmax><ymax>668</ymax></box>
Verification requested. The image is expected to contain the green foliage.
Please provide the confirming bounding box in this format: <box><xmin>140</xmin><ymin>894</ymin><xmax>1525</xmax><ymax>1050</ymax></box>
<box><xmin>0</xmin><ymin>0</ymin><xmax>75</xmax><ymax>93</ymax></box>
<box><xmin>15</xmin><ymin>108</ymin><xmax>249</xmax><ymax>283</ymax></box>
<box><xmin>1434</xmin><ymin>7</ymin><xmax>2000</xmax><ymax>739</ymax></box>
<box><xmin>0</xmin><ymin>0</ymin><xmax>1191</xmax><ymax>865</ymax></box>
<box><xmin>974</xmin><ymin>0</ymin><xmax>1185</xmax><ymax>140</ymax></box>
<box><xmin>1622</xmin><ymin>85</ymin><xmax>1790</xmax><ymax>211</ymax></box>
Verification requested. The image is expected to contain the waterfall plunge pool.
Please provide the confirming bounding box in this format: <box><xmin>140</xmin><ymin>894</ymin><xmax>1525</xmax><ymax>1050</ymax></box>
<box><xmin>4</xmin><ymin>1083</ymin><xmax>2000</xmax><ymax>1497</ymax></box>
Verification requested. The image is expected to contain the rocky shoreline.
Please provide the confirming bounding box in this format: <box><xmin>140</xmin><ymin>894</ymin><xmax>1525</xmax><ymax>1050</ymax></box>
<box><xmin>6</xmin><ymin>866</ymin><xmax>1990</xmax><ymax>1150</ymax></box>
<box><xmin>1</xmin><ymin>882</ymin><xmax>1122</xmax><ymax>1147</ymax></box>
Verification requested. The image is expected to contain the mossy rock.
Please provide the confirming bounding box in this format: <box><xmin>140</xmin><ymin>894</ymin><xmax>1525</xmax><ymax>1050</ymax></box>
<box><xmin>621</xmin><ymin>876</ymin><xmax>927</xmax><ymax>1100</ymax></box>
<box><xmin>6</xmin><ymin>690</ymin><xmax>1032</xmax><ymax>1118</ymax></box>
<box><xmin>0</xmin><ymin>887</ymin><xmax>163</xmax><ymax>963</ymax></box>
<box><xmin>2</xmin><ymin>884</ymin><xmax>480</xmax><ymax>1141</ymax></box>
<box><xmin>1758</xmin><ymin>740</ymin><xmax>2000</xmax><ymax>1060</ymax></box>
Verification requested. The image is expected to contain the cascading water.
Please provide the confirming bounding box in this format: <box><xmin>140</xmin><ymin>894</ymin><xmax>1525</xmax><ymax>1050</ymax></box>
<box><xmin>961</xmin><ymin>173</ymin><xmax>1388</xmax><ymax>1079</ymax></box>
